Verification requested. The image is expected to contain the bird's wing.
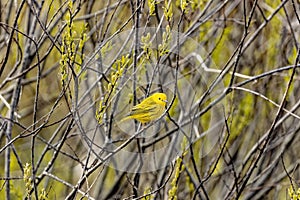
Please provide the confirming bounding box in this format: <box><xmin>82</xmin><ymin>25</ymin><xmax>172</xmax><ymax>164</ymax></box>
<box><xmin>130</xmin><ymin>103</ymin><xmax>157</xmax><ymax>116</ymax></box>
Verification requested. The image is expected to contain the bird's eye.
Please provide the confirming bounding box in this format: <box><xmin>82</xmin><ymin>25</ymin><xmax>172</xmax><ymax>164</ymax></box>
<box><xmin>158</xmin><ymin>97</ymin><xmax>161</xmax><ymax>100</ymax></box>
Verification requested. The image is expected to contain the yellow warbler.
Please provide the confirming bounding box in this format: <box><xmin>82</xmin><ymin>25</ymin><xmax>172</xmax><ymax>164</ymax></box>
<box><xmin>121</xmin><ymin>93</ymin><xmax>168</xmax><ymax>123</ymax></box>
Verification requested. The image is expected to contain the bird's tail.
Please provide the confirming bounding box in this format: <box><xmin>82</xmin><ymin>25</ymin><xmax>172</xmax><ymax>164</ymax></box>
<box><xmin>119</xmin><ymin>116</ymin><xmax>132</xmax><ymax>123</ymax></box>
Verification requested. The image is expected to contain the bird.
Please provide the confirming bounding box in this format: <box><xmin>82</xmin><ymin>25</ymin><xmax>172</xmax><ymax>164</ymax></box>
<box><xmin>120</xmin><ymin>93</ymin><xmax>168</xmax><ymax>123</ymax></box>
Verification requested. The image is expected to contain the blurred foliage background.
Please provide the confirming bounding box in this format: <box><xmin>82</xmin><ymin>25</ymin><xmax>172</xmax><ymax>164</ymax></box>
<box><xmin>1</xmin><ymin>0</ymin><xmax>300</xmax><ymax>199</ymax></box>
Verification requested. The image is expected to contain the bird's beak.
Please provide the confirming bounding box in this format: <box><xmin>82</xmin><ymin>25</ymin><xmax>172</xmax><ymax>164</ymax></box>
<box><xmin>164</xmin><ymin>100</ymin><xmax>168</xmax><ymax>103</ymax></box>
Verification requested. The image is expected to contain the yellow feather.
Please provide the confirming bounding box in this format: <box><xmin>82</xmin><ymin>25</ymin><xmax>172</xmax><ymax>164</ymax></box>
<box><xmin>120</xmin><ymin>93</ymin><xmax>168</xmax><ymax>123</ymax></box>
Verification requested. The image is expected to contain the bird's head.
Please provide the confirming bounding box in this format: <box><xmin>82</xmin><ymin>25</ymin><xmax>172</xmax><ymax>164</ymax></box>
<box><xmin>152</xmin><ymin>93</ymin><xmax>168</xmax><ymax>107</ymax></box>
